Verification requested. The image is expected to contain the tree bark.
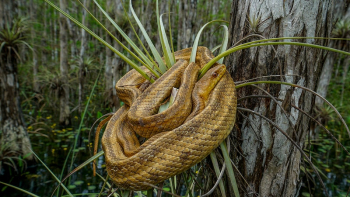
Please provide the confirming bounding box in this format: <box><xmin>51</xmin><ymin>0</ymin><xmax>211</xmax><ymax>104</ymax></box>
<box><xmin>316</xmin><ymin>1</ymin><xmax>350</xmax><ymax>106</ymax></box>
<box><xmin>209</xmin><ymin>0</ymin><xmax>218</xmax><ymax>49</ymax></box>
<box><xmin>177</xmin><ymin>0</ymin><xmax>183</xmax><ymax>51</ymax></box>
<box><xmin>111</xmin><ymin>0</ymin><xmax>123</xmax><ymax>111</ymax></box>
<box><xmin>225</xmin><ymin>1</ymin><xmax>334</xmax><ymax>196</ymax></box>
<box><xmin>104</xmin><ymin>0</ymin><xmax>115</xmax><ymax>109</ymax></box>
<box><xmin>181</xmin><ymin>0</ymin><xmax>197</xmax><ymax>49</ymax></box>
<box><xmin>78</xmin><ymin>0</ymin><xmax>89</xmax><ymax>113</ymax></box>
<box><xmin>0</xmin><ymin>14</ymin><xmax>33</xmax><ymax>161</ymax></box>
<box><xmin>30</xmin><ymin>0</ymin><xmax>40</xmax><ymax>93</ymax></box>
<box><xmin>59</xmin><ymin>0</ymin><xmax>70</xmax><ymax>126</ymax></box>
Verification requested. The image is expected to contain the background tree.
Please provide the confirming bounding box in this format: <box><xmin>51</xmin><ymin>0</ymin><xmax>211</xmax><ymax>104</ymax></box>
<box><xmin>226</xmin><ymin>1</ymin><xmax>335</xmax><ymax>196</ymax></box>
<box><xmin>0</xmin><ymin>12</ymin><xmax>33</xmax><ymax>160</ymax></box>
<box><xmin>316</xmin><ymin>1</ymin><xmax>350</xmax><ymax>107</ymax></box>
<box><xmin>59</xmin><ymin>0</ymin><xmax>70</xmax><ymax>126</ymax></box>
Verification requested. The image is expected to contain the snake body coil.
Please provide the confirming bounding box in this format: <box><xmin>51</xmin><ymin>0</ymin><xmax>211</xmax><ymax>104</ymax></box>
<box><xmin>102</xmin><ymin>47</ymin><xmax>237</xmax><ymax>190</ymax></box>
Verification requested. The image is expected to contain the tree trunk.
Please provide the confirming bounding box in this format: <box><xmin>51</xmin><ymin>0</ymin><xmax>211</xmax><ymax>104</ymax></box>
<box><xmin>0</xmin><ymin>18</ymin><xmax>33</xmax><ymax>161</ymax></box>
<box><xmin>177</xmin><ymin>0</ymin><xmax>183</xmax><ymax>51</ymax></box>
<box><xmin>104</xmin><ymin>0</ymin><xmax>115</xmax><ymax>105</ymax></box>
<box><xmin>78</xmin><ymin>0</ymin><xmax>88</xmax><ymax>113</ymax></box>
<box><xmin>225</xmin><ymin>1</ymin><xmax>333</xmax><ymax>196</ymax></box>
<box><xmin>111</xmin><ymin>0</ymin><xmax>123</xmax><ymax>111</ymax></box>
<box><xmin>315</xmin><ymin>1</ymin><xmax>350</xmax><ymax>106</ymax></box>
<box><xmin>209</xmin><ymin>0</ymin><xmax>218</xmax><ymax>49</ymax></box>
<box><xmin>155</xmin><ymin>0</ymin><xmax>168</xmax><ymax>53</ymax></box>
<box><xmin>30</xmin><ymin>0</ymin><xmax>40</xmax><ymax>93</ymax></box>
<box><xmin>181</xmin><ymin>0</ymin><xmax>197</xmax><ymax>49</ymax></box>
<box><xmin>59</xmin><ymin>0</ymin><xmax>70</xmax><ymax>126</ymax></box>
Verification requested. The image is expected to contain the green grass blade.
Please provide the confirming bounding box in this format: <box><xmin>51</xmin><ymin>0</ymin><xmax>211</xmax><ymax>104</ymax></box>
<box><xmin>129</xmin><ymin>0</ymin><xmax>167</xmax><ymax>74</ymax></box>
<box><xmin>147</xmin><ymin>189</ymin><xmax>153</xmax><ymax>197</ymax></box>
<box><xmin>0</xmin><ymin>181</ymin><xmax>39</xmax><ymax>197</ymax></box>
<box><xmin>168</xmin><ymin>1</ymin><xmax>175</xmax><ymax>62</ymax></box>
<box><xmin>120</xmin><ymin>2</ymin><xmax>161</xmax><ymax>76</ymax></box>
<box><xmin>61</xmin><ymin>193</ymin><xmax>101</xmax><ymax>197</ymax></box>
<box><xmin>52</xmin><ymin>151</ymin><xmax>105</xmax><ymax>197</ymax></box>
<box><xmin>95</xmin><ymin>173</ymin><xmax>118</xmax><ymax>197</ymax></box>
<box><xmin>57</xmin><ymin>147</ymin><xmax>73</xmax><ymax>196</ymax></box>
<box><xmin>70</xmin><ymin>151</ymin><xmax>105</xmax><ymax>176</ymax></box>
<box><xmin>92</xmin><ymin>0</ymin><xmax>160</xmax><ymax>78</ymax></box>
<box><xmin>156</xmin><ymin>0</ymin><xmax>174</xmax><ymax>67</ymax></box>
<box><xmin>77</xmin><ymin>0</ymin><xmax>151</xmax><ymax>71</ymax></box>
<box><xmin>238</xmin><ymin>37</ymin><xmax>350</xmax><ymax>48</ymax></box>
<box><xmin>44</xmin><ymin>0</ymin><xmax>153</xmax><ymax>82</ymax></box>
<box><xmin>199</xmin><ymin>41</ymin><xmax>350</xmax><ymax>78</ymax></box>
<box><xmin>190</xmin><ymin>20</ymin><xmax>228</xmax><ymax>63</ymax></box>
<box><xmin>159</xmin><ymin>13</ymin><xmax>175</xmax><ymax>67</ymax></box>
<box><xmin>220</xmin><ymin>142</ymin><xmax>240</xmax><ymax>197</ymax></box>
<box><xmin>211</xmin><ymin>44</ymin><xmax>222</xmax><ymax>53</ymax></box>
<box><xmin>69</xmin><ymin>69</ymin><xmax>103</xmax><ymax>179</ymax></box>
<box><xmin>217</xmin><ymin>25</ymin><xmax>228</xmax><ymax>64</ymax></box>
<box><xmin>210</xmin><ymin>152</ymin><xmax>226</xmax><ymax>196</ymax></box>
<box><xmin>31</xmin><ymin>150</ymin><xmax>73</xmax><ymax>197</ymax></box>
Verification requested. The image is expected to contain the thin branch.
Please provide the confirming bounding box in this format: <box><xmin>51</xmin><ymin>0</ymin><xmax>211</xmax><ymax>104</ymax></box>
<box><xmin>250</xmin><ymin>84</ymin><xmax>299</xmax><ymax>142</ymax></box>
<box><xmin>237</xmin><ymin>107</ymin><xmax>329</xmax><ymax>197</ymax></box>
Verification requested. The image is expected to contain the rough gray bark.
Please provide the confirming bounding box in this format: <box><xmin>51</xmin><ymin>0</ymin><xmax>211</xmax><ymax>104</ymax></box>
<box><xmin>105</xmin><ymin>0</ymin><xmax>114</xmax><ymax>94</ymax></box>
<box><xmin>209</xmin><ymin>0</ymin><xmax>219</xmax><ymax>49</ymax></box>
<box><xmin>181</xmin><ymin>0</ymin><xmax>197</xmax><ymax>49</ymax></box>
<box><xmin>0</xmin><ymin>4</ymin><xmax>33</xmax><ymax>160</ymax></box>
<box><xmin>59</xmin><ymin>0</ymin><xmax>70</xmax><ymax>126</ymax></box>
<box><xmin>0</xmin><ymin>0</ymin><xmax>18</xmax><ymax>29</ymax></box>
<box><xmin>30</xmin><ymin>0</ymin><xmax>40</xmax><ymax>93</ymax></box>
<box><xmin>316</xmin><ymin>0</ymin><xmax>350</xmax><ymax>106</ymax></box>
<box><xmin>225</xmin><ymin>1</ymin><xmax>334</xmax><ymax>196</ymax></box>
<box><xmin>177</xmin><ymin>0</ymin><xmax>183</xmax><ymax>51</ymax></box>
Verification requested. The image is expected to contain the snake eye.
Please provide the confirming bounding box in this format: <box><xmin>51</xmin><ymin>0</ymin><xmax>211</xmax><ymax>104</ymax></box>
<box><xmin>212</xmin><ymin>72</ymin><xmax>218</xmax><ymax>77</ymax></box>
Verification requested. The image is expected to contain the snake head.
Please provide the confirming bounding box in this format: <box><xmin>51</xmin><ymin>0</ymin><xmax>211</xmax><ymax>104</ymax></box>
<box><xmin>196</xmin><ymin>64</ymin><xmax>226</xmax><ymax>100</ymax></box>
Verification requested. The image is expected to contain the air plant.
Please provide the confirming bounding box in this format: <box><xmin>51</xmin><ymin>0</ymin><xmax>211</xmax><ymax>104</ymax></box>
<box><xmin>0</xmin><ymin>17</ymin><xmax>32</xmax><ymax>58</ymax></box>
<box><xmin>9</xmin><ymin>0</ymin><xmax>349</xmax><ymax>196</ymax></box>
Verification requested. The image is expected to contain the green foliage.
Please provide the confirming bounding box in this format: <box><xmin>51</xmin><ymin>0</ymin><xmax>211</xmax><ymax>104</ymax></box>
<box><xmin>2</xmin><ymin>0</ymin><xmax>349</xmax><ymax>196</ymax></box>
<box><xmin>0</xmin><ymin>17</ymin><xmax>32</xmax><ymax>58</ymax></box>
<box><xmin>332</xmin><ymin>19</ymin><xmax>350</xmax><ymax>38</ymax></box>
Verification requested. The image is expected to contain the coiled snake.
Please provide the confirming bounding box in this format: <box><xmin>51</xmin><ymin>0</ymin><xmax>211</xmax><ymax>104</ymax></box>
<box><xmin>102</xmin><ymin>46</ymin><xmax>237</xmax><ymax>190</ymax></box>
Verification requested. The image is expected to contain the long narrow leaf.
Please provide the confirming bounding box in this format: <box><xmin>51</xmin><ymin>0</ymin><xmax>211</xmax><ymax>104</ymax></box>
<box><xmin>57</xmin><ymin>147</ymin><xmax>73</xmax><ymax>197</ymax></box>
<box><xmin>220</xmin><ymin>143</ymin><xmax>240</xmax><ymax>197</ymax></box>
<box><xmin>44</xmin><ymin>0</ymin><xmax>153</xmax><ymax>82</ymax></box>
<box><xmin>120</xmin><ymin>2</ymin><xmax>160</xmax><ymax>75</ymax></box>
<box><xmin>160</xmin><ymin>13</ymin><xmax>175</xmax><ymax>67</ymax></box>
<box><xmin>211</xmin><ymin>44</ymin><xmax>222</xmax><ymax>53</ymax></box>
<box><xmin>51</xmin><ymin>151</ymin><xmax>105</xmax><ymax>197</ymax></box>
<box><xmin>156</xmin><ymin>0</ymin><xmax>174</xmax><ymax>67</ymax></box>
<box><xmin>238</xmin><ymin>37</ymin><xmax>350</xmax><ymax>48</ymax></box>
<box><xmin>0</xmin><ymin>181</ymin><xmax>39</xmax><ymax>197</ymax></box>
<box><xmin>210</xmin><ymin>152</ymin><xmax>226</xmax><ymax>196</ymax></box>
<box><xmin>92</xmin><ymin>0</ymin><xmax>160</xmax><ymax>78</ymax></box>
<box><xmin>168</xmin><ymin>1</ymin><xmax>175</xmax><ymax>62</ymax></box>
<box><xmin>69</xmin><ymin>68</ymin><xmax>103</xmax><ymax>180</ymax></box>
<box><xmin>31</xmin><ymin>150</ymin><xmax>73</xmax><ymax>197</ymax></box>
<box><xmin>190</xmin><ymin>20</ymin><xmax>228</xmax><ymax>63</ymax></box>
<box><xmin>217</xmin><ymin>25</ymin><xmax>228</xmax><ymax>64</ymax></box>
<box><xmin>77</xmin><ymin>0</ymin><xmax>151</xmax><ymax>72</ymax></box>
<box><xmin>129</xmin><ymin>0</ymin><xmax>167</xmax><ymax>74</ymax></box>
<box><xmin>199</xmin><ymin>41</ymin><xmax>350</xmax><ymax>78</ymax></box>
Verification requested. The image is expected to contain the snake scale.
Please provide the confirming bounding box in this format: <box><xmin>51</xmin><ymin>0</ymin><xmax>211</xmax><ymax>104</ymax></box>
<box><xmin>102</xmin><ymin>46</ymin><xmax>237</xmax><ymax>191</ymax></box>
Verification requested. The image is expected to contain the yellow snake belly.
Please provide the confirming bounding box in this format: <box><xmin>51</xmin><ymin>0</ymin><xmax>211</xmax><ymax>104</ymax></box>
<box><xmin>102</xmin><ymin>46</ymin><xmax>237</xmax><ymax>190</ymax></box>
